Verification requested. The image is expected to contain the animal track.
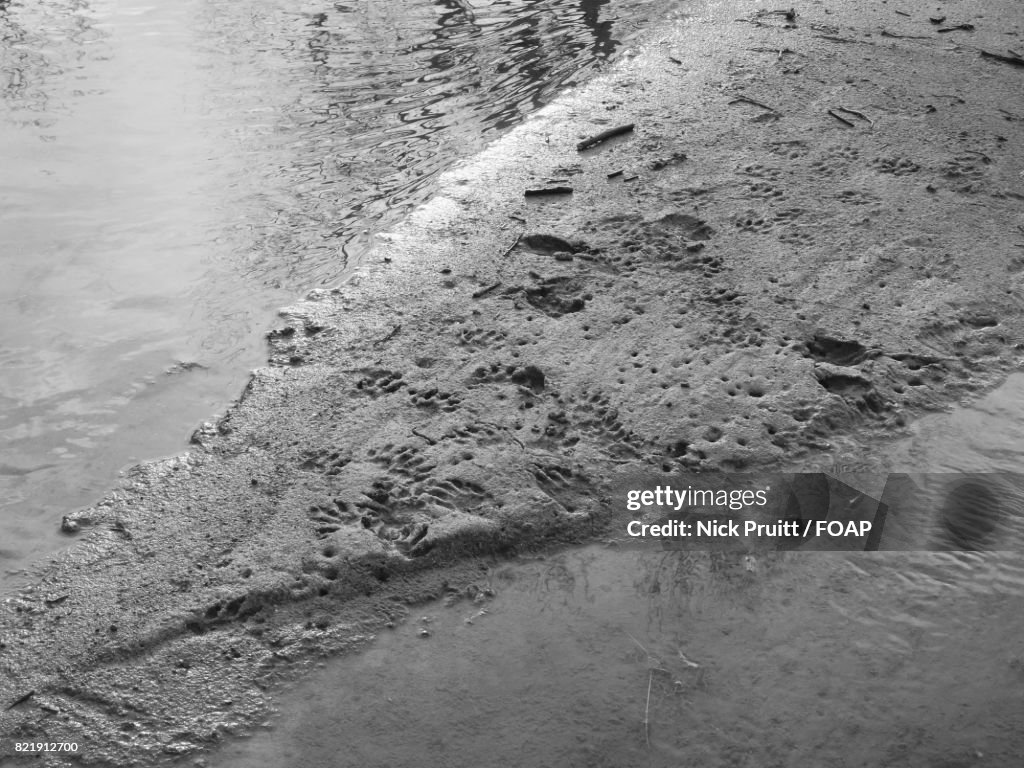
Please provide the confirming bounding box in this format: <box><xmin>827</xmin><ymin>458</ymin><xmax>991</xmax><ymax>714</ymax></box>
<box><xmin>413</xmin><ymin>476</ymin><xmax>490</xmax><ymax>512</ymax></box>
<box><xmin>777</xmin><ymin>227</ymin><xmax>815</xmax><ymax>246</ymax></box>
<box><xmin>836</xmin><ymin>188</ymin><xmax>879</xmax><ymax>205</ymax></box>
<box><xmin>739</xmin><ymin>163</ymin><xmax>782</xmax><ymax>181</ymax></box>
<box><xmin>813</xmin><ymin>368</ymin><xmax>889</xmax><ymax>416</ymax></box>
<box><xmin>594</xmin><ymin>209</ymin><xmax>714</xmax><ymax>270</ymax></box>
<box><xmin>569</xmin><ymin>389</ymin><xmax>642</xmax><ymax>457</ymax></box>
<box><xmin>747</xmin><ymin>181</ymin><xmax>785</xmax><ymax>200</ymax></box>
<box><xmin>772</xmin><ymin>207</ymin><xmax>804</xmax><ymax>224</ymax></box>
<box><xmin>531</xmin><ymin>462</ymin><xmax>590</xmax><ymax>514</ymax></box>
<box><xmin>445</xmin><ymin>421</ymin><xmax>506</xmax><ymax>447</ymax></box>
<box><xmin>522</xmin><ymin>276</ymin><xmax>589</xmax><ymax>317</ymax></box>
<box><xmin>354</xmin><ymin>369</ymin><xmax>405</xmax><ymax>397</ymax></box>
<box><xmin>457</xmin><ymin>326</ymin><xmax>507</xmax><ymax>349</ymax></box>
<box><xmin>470</xmin><ymin>363</ymin><xmax>546</xmax><ymax>393</ymax></box>
<box><xmin>940</xmin><ymin>154</ymin><xmax>988</xmax><ymax>192</ymax></box>
<box><xmin>408</xmin><ymin>386</ymin><xmax>462</xmax><ymax>412</ymax></box>
<box><xmin>810</xmin><ymin>145</ymin><xmax>860</xmax><ymax>178</ymax></box>
<box><xmin>872</xmin><ymin>156</ymin><xmax>919</xmax><ymax>176</ymax></box>
<box><xmin>196</xmin><ymin>594</ymin><xmax>256</xmax><ymax>629</ymax></box>
<box><xmin>298</xmin><ymin>448</ymin><xmax>352</xmax><ymax>475</ymax></box>
<box><xmin>767</xmin><ymin>140</ymin><xmax>808</xmax><ymax>160</ymax></box>
<box><xmin>309</xmin><ymin>499</ymin><xmax>359</xmax><ymax>539</ymax></box>
<box><xmin>733</xmin><ymin>211</ymin><xmax>774</xmax><ymax>234</ymax></box>
<box><xmin>368</xmin><ymin>443</ymin><xmax>436</xmax><ymax>478</ymax></box>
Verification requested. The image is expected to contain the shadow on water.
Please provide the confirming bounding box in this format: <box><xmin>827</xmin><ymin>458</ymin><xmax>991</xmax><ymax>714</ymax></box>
<box><xmin>0</xmin><ymin>0</ymin><xmax>668</xmax><ymax>590</ymax></box>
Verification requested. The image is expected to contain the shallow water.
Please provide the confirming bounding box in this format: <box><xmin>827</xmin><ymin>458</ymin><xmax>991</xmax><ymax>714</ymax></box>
<box><xmin>211</xmin><ymin>374</ymin><xmax>1024</xmax><ymax>768</ymax></box>
<box><xmin>213</xmin><ymin>545</ymin><xmax>1024</xmax><ymax>768</ymax></box>
<box><xmin>0</xmin><ymin>0</ymin><xmax>667</xmax><ymax>589</ymax></box>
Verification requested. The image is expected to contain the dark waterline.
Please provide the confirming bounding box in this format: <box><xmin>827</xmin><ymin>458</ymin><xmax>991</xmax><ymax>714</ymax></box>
<box><xmin>0</xmin><ymin>0</ymin><xmax>673</xmax><ymax>589</ymax></box>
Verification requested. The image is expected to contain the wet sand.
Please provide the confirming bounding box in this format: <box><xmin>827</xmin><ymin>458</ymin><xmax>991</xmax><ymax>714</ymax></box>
<box><xmin>2</xmin><ymin>0</ymin><xmax>1024</xmax><ymax>764</ymax></box>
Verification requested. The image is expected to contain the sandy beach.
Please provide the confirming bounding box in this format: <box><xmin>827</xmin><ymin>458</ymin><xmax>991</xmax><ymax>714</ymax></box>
<box><xmin>2</xmin><ymin>0</ymin><xmax>1024</xmax><ymax>763</ymax></box>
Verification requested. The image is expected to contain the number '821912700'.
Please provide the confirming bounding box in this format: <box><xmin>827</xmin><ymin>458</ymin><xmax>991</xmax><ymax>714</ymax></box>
<box><xmin>13</xmin><ymin>742</ymin><xmax>80</xmax><ymax>753</ymax></box>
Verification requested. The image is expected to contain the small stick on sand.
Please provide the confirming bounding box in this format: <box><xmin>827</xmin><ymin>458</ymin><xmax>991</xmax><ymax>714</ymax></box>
<box><xmin>980</xmin><ymin>49</ymin><xmax>1024</xmax><ymax>67</ymax></box>
<box><xmin>644</xmin><ymin>670</ymin><xmax>653</xmax><ymax>747</ymax></box>
<box><xmin>827</xmin><ymin>109</ymin><xmax>856</xmax><ymax>128</ymax></box>
<box><xmin>499</xmin><ymin>232</ymin><xmax>522</xmax><ymax>260</ymax></box>
<box><xmin>728</xmin><ymin>94</ymin><xmax>776</xmax><ymax>112</ymax></box>
<box><xmin>836</xmin><ymin>106</ymin><xmax>873</xmax><ymax>124</ymax></box>
<box><xmin>472</xmin><ymin>282</ymin><xmax>502</xmax><ymax>299</ymax></box>
<box><xmin>6</xmin><ymin>691</ymin><xmax>34</xmax><ymax>710</ymax></box>
<box><xmin>372</xmin><ymin>324</ymin><xmax>402</xmax><ymax>347</ymax></box>
<box><xmin>622</xmin><ymin>630</ymin><xmax>647</xmax><ymax>655</ymax></box>
<box><xmin>576</xmin><ymin>123</ymin><xmax>635</xmax><ymax>151</ymax></box>
<box><xmin>524</xmin><ymin>186</ymin><xmax>573</xmax><ymax>196</ymax></box>
<box><xmin>410</xmin><ymin>428</ymin><xmax>437</xmax><ymax>446</ymax></box>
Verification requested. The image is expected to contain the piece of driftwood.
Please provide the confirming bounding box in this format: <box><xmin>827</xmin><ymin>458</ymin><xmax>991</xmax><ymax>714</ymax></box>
<box><xmin>729</xmin><ymin>94</ymin><xmax>777</xmax><ymax>111</ymax></box>
<box><xmin>499</xmin><ymin>232</ymin><xmax>523</xmax><ymax>259</ymax></box>
<box><xmin>937</xmin><ymin>23</ymin><xmax>975</xmax><ymax>33</ymax></box>
<box><xmin>827</xmin><ymin>109</ymin><xmax>855</xmax><ymax>127</ymax></box>
<box><xmin>836</xmin><ymin>106</ymin><xmax>873</xmax><ymax>124</ymax></box>
<box><xmin>6</xmin><ymin>691</ymin><xmax>35</xmax><ymax>710</ymax></box>
<box><xmin>576</xmin><ymin>123</ymin><xmax>635</xmax><ymax>151</ymax></box>
<box><xmin>524</xmin><ymin>186</ymin><xmax>573</xmax><ymax>196</ymax></box>
<box><xmin>472</xmin><ymin>282</ymin><xmax>502</xmax><ymax>299</ymax></box>
<box><xmin>410</xmin><ymin>428</ymin><xmax>437</xmax><ymax>446</ymax></box>
<box><xmin>980</xmin><ymin>50</ymin><xmax>1024</xmax><ymax>67</ymax></box>
<box><xmin>881</xmin><ymin>30</ymin><xmax>929</xmax><ymax>39</ymax></box>
<box><xmin>373</xmin><ymin>324</ymin><xmax>402</xmax><ymax>347</ymax></box>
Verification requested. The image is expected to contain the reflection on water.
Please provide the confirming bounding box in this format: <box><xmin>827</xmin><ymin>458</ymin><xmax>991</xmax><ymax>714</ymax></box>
<box><xmin>212</xmin><ymin>544</ymin><xmax>1024</xmax><ymax>768</ymax></box>
<box><xmin>0</xmin><ymin>0</ymin><xmax>666</xmax><ymax>588</ymax></box>
<box><xmin>199</xmin><ymin>0</ymin><xmax>653</xmax><ymax>276</ymax></box>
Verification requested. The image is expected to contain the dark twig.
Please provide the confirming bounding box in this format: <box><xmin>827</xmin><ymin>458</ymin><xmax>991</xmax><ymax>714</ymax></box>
<box><xmin>500</xmin><ymin>232</ymin><xmax>523</xmax><ymax>260</ymax></box>
<box><xmin>524</xmin><ymin>186</ymin><xmax>573</xmax><ymax>196</ymax></box>
<box><xmin>472</xmin><ymin>282</ymin><xmax>502</xmax><ymax>299</ymax></box>
<box><xmin>815</xmin><ymin>34</ymin><xmax>872</xmax><ymax>45</ymax></box>
<box><xmin>881</xmin><ymin>30</ymin><xmax>930</xmax><ymax>39</ymax></box>
<box><xmin>980</xmin><ymin>50</ymin><xmax>1024</xmax><ymax>67</ymax></box>
<box><xmin>6</xmin><ymin>691</ymin><xmax>35</xmax><ymax>710</ymax></box>
<box><xmin>937</xmin><ymin>23</ymin><xmax>975</xmax><ymax>33</ymax></box>
<box><xmin>827</xmin><ymin>109</ymin><xmax>856</xmax><ymax>128</ymax></box>
<box><xmin>373</xmin><ymin>324</ymin><xmax>402</xmax><ymax>347</ymax></box>
<box><xmin>729</xmin><ymin>94</ymin><xmax>776</xmax><ymax>112</ymax></box>
<box><xmin>836</xmin><ymin>106</ymin><xmax>873</xmax><ymax>124</ymax></box>
<box><xmin>411</xmin><ymin>428</ymin><xmax>437</xmax><ymax>446</ymax></box>
<box><xmin>576</xmin><ymin>123</ymin><xmax>635</xmax><ymax>151</ymax></box>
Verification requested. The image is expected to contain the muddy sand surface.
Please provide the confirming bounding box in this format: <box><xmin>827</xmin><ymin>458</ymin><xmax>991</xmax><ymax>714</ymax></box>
<box><xmin>2</xmin><ymin>0</ymin><xmax>1024</xmax><ymax>764</ymax></box>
